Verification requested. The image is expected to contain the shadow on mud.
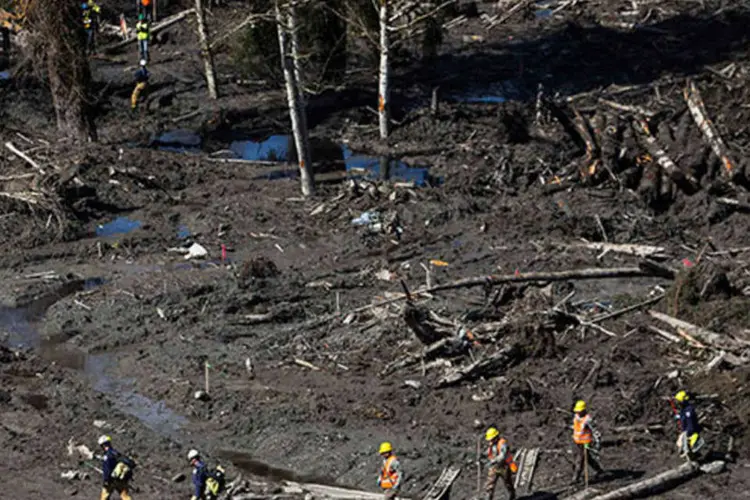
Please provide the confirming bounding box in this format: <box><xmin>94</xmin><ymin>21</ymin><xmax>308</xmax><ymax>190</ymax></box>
<box><xmin>216</xmin><ymin>449</ymin><xmax>340</xmax><ymax>486</ymax></box>
<box><xmin>407</xmin><ymin>8</ymin><xmax>750</xmax><ymax>101</ymax></box>
<box><xmin>0</xmin><ymin>279</ymin><xmax>187</xmax><ymax>437</ymax></box>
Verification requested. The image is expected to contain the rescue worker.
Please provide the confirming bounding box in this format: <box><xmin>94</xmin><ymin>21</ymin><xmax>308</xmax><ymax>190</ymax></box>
<box><xmin>571</xmin><ymin>400</ymin><xmax>603</xmax><ymax>484</ymax></box>
<box><xmin>483</xmin><ymin>427</ymin><xmax>517</xmax><ymax>500</ymax></box>
<box><xmin>98</xmin><ymin>435</ymin><xmax>134</xmax><ymax>500</ymax></box>
<box><xmin>378</xmin><ymin>442</ymin><xmax>402</xmax><ymax>499</ymax></box>
<box><xmin>188</xmin><ymin>449</ymin><xmax>225</xmax><ymax>500</ymax></box>
<box><xmin>139</xmin><ymin>0</ymin><xmax>152</xmax><ymax>21</ymax></box>
<box><xmin>131</xmin><ymin>59</ymin><xmax>149</xmax><ymax>110</ymax></box>
<box><xmin>81</xmin><ymin>2</ymin><xmax>101</xmax><ymax>55</ymax></box>
<box><xmin>674</xmin><ymin>390</ymin><xmax>704</xmax><ymax>459</ymax></box>
<box><xmin>135</xmin><ymin>14</ymin><xmax>150</xmax><ymax>62</ymax></box>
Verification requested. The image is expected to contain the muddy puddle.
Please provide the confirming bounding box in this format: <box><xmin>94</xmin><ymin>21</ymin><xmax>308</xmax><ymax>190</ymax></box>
<box><xmin>0</xmin><ymin>280</ymin><xmax>187</xmax><ymax>437</ymax></box>
<box><xmin>96</xmin><ymin>216</ymin><xmax>142</xmax><ymax>237</ymax></box>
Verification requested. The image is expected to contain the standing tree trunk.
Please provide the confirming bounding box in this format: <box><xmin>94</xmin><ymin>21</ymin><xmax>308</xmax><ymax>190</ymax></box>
<box><xmin>27</xmin><ymin>0</ymin><xmax>96</xmax><ymax>141</ymax></box>
<box><xmin>194</xmin><ymin>0</ymin><xmax>218</xmax><ymax>99</ymax></box>
<box><xmin>275</xmin><ymin>0</ymin><xmax>314</xmax><ymax>196</ymax></box>
<box><xmin>288</xmin><ymin>0</ymin><xmax>309</xmax><ymax>150</ymax></box>
<box><xmin>378</xmin><ymin>0</ymin><xmax>390</xmax><ymax>139</ymax></box>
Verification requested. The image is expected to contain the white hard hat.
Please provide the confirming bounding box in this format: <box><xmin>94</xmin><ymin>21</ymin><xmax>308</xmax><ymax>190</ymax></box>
<box><xmin>187</xmin><ymin>449</ymin><xmax>200</xmax><ymax>461</ymax></box>
<box><xmin>98</xmin><ymin>435</ymin><xmax>112</xmax><ymax>446</ymax></box>
<box><xmin>139</xmin><ymin>59</ymin><xmax>147</xmax><ymax>67</ymax></box>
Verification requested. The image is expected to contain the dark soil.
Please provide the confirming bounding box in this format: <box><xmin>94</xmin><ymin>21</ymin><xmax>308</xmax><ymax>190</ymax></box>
<box><xmin>1</xmin><ymin>0</ymin><xmax>750</xmax><ymax>499</ymax></box>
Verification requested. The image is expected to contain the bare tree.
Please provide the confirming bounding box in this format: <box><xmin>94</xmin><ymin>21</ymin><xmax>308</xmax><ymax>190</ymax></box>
<box><xmin>275</xmin><ymin>0</ymin><xmax>314</xmax><ymax>196</ymax></box>
<box><xmin>194</xmin><ymin>0</ymin><xmax>218</xmax><ymax>99</ymax></box>
<box><xmin>378</xmin><ymin>0</ymin><xmax>390</xmax><ymax>139</ymax></box>
<box><xmin>26</xmin><ymin>0</ymin><xmax>96</xmax><ymax>140</ymax></box>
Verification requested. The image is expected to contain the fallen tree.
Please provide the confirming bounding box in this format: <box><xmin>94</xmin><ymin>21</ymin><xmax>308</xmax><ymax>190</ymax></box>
<box><xmin>103</xmin><ymin>9</ymin><xmax>195</xmax><ymax>52</ymax></box>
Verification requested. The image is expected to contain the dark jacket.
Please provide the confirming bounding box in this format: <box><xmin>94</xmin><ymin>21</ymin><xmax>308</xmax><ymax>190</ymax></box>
<box><xmin>101</xmin><ymin>447</ymin><xmax>120</xmax><ymax>483</ymax></box>
<box><xmin>135</xmin><ymin>67</ymin><xmax>149</xmax><ymax>83</ymax></box>
<box><xmin>679</xmin><ymin>402</ymin><xmax>701</xmax><ymax>436</ymax></box>
<box><xmin>192</xmin><ymin>460</ymin><xmax>209</xmax><ymax>497</ymax></box>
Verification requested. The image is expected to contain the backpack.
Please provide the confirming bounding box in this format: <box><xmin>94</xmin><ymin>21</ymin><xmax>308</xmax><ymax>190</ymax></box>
<box><xmin>205</xmin><ymin>465</ymin><xmax>226</xmax><ymax>496</ymax></box>
<box><xmin>112</xmin><ymin>455</ymin><xmax>136</xmax><ymax>481</ymax></box>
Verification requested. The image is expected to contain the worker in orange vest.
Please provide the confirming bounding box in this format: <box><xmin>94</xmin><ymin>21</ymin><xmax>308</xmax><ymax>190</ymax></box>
<box><xmin>377</xmin><ymin>442</ymin><xmax>402</xmax><ymax>499</ymax></box>
<box><xmin>483</xmin><ymin>427</ymin><xmax>517</xmax><ymax>500</ymax></box>
<box><xmin>571</xmin><ymin>400</ymin><xmax>603</xmax><ymax>484</ymax></box>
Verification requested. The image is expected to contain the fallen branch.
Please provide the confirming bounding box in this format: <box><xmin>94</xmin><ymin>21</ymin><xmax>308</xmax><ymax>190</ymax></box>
<box><xmin>648</xmin><ymin>310</ymin><xmax>743</xmax><ymax>352</ymax></box>
<box><xmin>716</xmin><ymin>197</ymin><xmax>750</xmax><ymax>213</ymax></box>
<box><xmin>684</xmin><ymin>81</ymin><xmax>737</xmax><ymax>178</ymax></box>
<box><xmin>210</xmin><ymin>12</ymin><xmax>269</xmax><ymax>50</ymax></box>
<box><xmin>103</xmin><ymin>9</ymin><xmax>196</xmax><ymax>52</ymax></box>
<box><xmin>634</xmin><ymin>120</ymin><xmax>699</xmax><ymax>192</ymax></box>
<box><xmin>598</xmin><ymin>98</ymin><xmax>655</xmax><ymax>118</ymax></box>
<box><xmin>4</xmin><ymin>141</ymin><xmax>45</xmax><ymax>174</ymax></box>
<box><xmin>575</xmin><ymin>242</ymin><xmax>667</xmax><ymax>258</ymax></box>
<box><xmin>436</xmin><ymin>346</ymin><xmax>517</xmax><ymax>387</ymax></box>
<box><xmin>591</xmin><ymin>294</ymin><xmax>665</xmax><ymax>323</ymax></box>
<box><xmin>486</xmin><ymin>0</ymin><xmax>535</xmax><ymax>29</ymax></box>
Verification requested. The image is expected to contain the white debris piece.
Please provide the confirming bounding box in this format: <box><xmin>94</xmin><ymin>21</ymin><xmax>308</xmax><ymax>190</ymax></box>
<box><xmin>185</xmin><ymin>243</ymin><xmax>208</xmax><ymax>260</ymax></box>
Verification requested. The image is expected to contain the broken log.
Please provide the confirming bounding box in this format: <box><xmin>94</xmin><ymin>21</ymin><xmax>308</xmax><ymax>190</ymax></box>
<box><xmin>716</xmin><ymin>197</ymin><xmax>750</xmax><ymax>213</ymax></box>
<box><xmin>4</xmin><ymin>141</ymin><xmax>45</xmax><ymax>174</ymax></box>
<box><xmin>428</xmin><ymin>264</ymin><xmax>665</xmax><ymax>293</ymax></box>
<box><xmin>587</xmin><ymin>461</ymin><xmax>726</xmax><ymax>500</ymax></box>
<box><xmin>634</xmin><ymin>120</ymin><xmax>699</xmax><ymax>193</ymax></box>
<box><xmin>648</xmin><ymin>310</ymin><xmax>743</xmax><ymax>352</ymax></box>
<box><xmin>684</xmin><ymin>81</ymin><xmax>738</xmax><ymax>179</ymax></box>
<box><xmin>103</xmin><ymin>9</ymin><xmax>195</xmax><ymax>52</ymax></box>
<box><xmin>591</xmin><ymin>294</ymin><xmax>665</xmax><ymax>323</ymax></box>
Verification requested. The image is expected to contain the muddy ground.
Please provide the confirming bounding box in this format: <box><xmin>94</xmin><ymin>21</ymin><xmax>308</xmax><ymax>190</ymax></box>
<box><xmin>1</xmin><ymin>0</ymin><xmax>750</xmax><ymax>498</ymax></box>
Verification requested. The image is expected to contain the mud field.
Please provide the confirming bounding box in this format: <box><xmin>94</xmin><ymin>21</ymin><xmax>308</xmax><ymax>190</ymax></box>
<box><xmin>1</xmin><ymin>0</ymin><xmax>750</xmax><ymax>498</ymax></box>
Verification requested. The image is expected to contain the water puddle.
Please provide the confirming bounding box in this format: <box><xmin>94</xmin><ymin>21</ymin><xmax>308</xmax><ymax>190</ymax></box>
<box><xmin>342</xmin><ymin>145</ymin><xmax>439</xmax><ymax>187</ymax></box>
<box><xmin>453</xmin><ymin>80</ymin><xmax>524</xmax><ymax>104</ymax></box>
<box><xmin>536</xmin><ymin>8</ymin><xmax>553</xmax><ymax>18</ymax></box>
<box><xmin>177</xmin><ymin>225</ymin><xmax>191</xmax><ymax>240</ymax></box>
<box><xmin>96</xmin><ymin>217</ymin><xmax>142</xmax><ymax>237</ymax></box>
<box><xmin>0</xmin><ymin>70</ymin><xmax>10</xmax><ymax>81</ymax></box>
<box><xmin>151</xmin><ymin>129</ymin><xmax>202</xmax><ymax>154</ymax></box>
<box><xmin>0</xmin><ymin>279</ymin><xmax>186</xmax><ymax>437</ymax></box>
<box><xmin>230</xmin><ymin>135</ymin><xmax>291</xmax><ymax>162</ymax></box>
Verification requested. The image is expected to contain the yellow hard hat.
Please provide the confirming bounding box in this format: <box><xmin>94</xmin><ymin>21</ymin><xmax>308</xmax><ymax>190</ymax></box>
<box><xmin>573</xmin><ymin>400</ymin><xmax>586</xmax><ymax>413</ymax></box>
<box><xmin>379</xmin><ymin>442</ymin><xmax>393</xmax><ymax>454</ymax></box>
<box><xmin>675</xmin><ymin>390</ymin><xmax>688</xmax><ymax>403</ymax></box>
<box><xmin>485</xmin><ymin>427</ymin><xmax>499</xmax><ymax>441</ymax></box>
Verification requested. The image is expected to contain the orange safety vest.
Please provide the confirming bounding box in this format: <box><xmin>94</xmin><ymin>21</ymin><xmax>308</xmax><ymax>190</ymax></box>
<box><xmin>573</xmin><ymin>414</ymin><xmax>593</xmax><ymax>444</ymax></box>
<box><xmin>380</xmin><ymin>455</ymin><xmax>399</xmax><ymax>489</ymax></box>
<box><xmin>141</xmin><ymin>0</ymin><xmax>151</xmax><ymax>6</ymax></box>
<box><xmin>488</xmin><ymin>439</ymin><xmax>518</xmax><ymax>473</ymax></box>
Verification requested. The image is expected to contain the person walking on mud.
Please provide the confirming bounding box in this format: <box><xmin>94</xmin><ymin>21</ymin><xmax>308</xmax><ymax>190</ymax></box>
<box><xmin>98</xmin><ymin>435</ymin><xmax>136</xmax><ymax>500</ymax></box>
<box><xmin>135</xmin><ymin>14</ymin><xmax>150</xmax><ymax>63</ymax></box>
<box><xmin>378</xmin><ymin>442</ymin><xmax>402</xmax><ymax>499</ymax></box>
<box><xmin>571</xmin><ymin>400</ymin><xmax>603</xmax><ymax>484</ymax></box>
<box><xmin>131</xmin><ymin>59</ymin><xmax>149</xmax><ymax>110</ymax></box>
<box><xmin>483</xmin><ymin>427</ymin><xmax>518</xmax><ymax>500</ymax></box>
<box><xmin>188</xmin><ymin>449</ymin><xmax>226</xmax><ymax>500</ymax></box>
<box><xmin>81</xmin><ymin>2</ymin><xmax>101</xmax><ymax>55</ymax></box>
<box><xmin>673</xmin><ymin>390</ymin><xmax>705</xmax><ymax>460</ymax></box>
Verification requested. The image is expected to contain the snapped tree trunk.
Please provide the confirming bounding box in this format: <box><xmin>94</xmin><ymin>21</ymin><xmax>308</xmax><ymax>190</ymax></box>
<box><xmin>27</xmin><ymin>0</ymin><xmax>96</xmax><ymax>141</ymax></box>
<box><xmin>194</xmin><ymin>0</ymin><xmax>218</xmax><ymax>99</ymax></box>
<box><xmin>275</xmin><ymin>0</ymin><xmax>314</xmax><ymax>196</ymax></box>
<box><xmin>378</xmin><ymin>0</ymin><xmax>390</xmax><ymax>139</ymax></box>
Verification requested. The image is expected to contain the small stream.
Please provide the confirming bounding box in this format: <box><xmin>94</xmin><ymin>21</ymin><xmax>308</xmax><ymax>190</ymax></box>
<box><xmin>0</xmin><ymin>280</ymin><xmax>186</xmax><ymax>438</ymax></box>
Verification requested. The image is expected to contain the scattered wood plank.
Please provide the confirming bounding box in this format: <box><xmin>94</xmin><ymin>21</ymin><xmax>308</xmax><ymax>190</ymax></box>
<box><xmin>515</xmin><ymin>447</ymin><xmax>539</xmax><ymax>493</ymax></box>
<box><xmin>716</xmin><ymin>197</ymin><xmax>750</xmax><ymax>213</ymax></box>
<box><xmin>421</xmin><ymin>465</ymin><xmax>461</xmax><ymax>500</ymax></box>
<box><xmin>598</xmin><ymin>98</ymin><xmax>655</xmax><ymax>117</ymax></box>
<box><xmin>647</xmin><ymin>325</ymin><xmax>681</xmax><ymax>343</ymax></box>
<box><xmin>284</xmin><ymin>482</ymin><xmax>410</xmax><ymax>499</ymax></box>
<box><xmin>575</xmin><ymin>242</ymin><xmax>666</xmax><ymax>258</ymax></box>
<box><xmin>648</xmin><ymin>310</ymin><xmax>743</xmax><ymax>352</ymax></box>
<box><xmin>684</xmin><ymin>81</ymin><xmax>738</xmax><ymax>178</ymax></box>
<box><xmin>103</xmin><ymin>9</ymin><xmax>196</xmax><ymax>52</ymax></box>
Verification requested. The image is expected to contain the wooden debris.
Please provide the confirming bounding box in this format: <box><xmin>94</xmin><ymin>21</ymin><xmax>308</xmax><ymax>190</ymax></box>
<box><xmin>486</xmin><ymin>0</ymin><xmax>535</xmax><ymax>28</ymax></box>
<box><xmin>575</xmin><ymin>242</ymin><xmax>667</xmax><ymax>258</ymax></box>
<box><xmin>648</xmin><ymin>310</ymin><xmax>744</xmax><ymax>352</ymax></box>
<box><xmin>436</xmin><ymin>346</ymin><xmax>517</xmax><ymax>387</ymax></box>
<box><xmin>103</xmin><ymin>9</ymin><xmax>196</xmax><ymax>51</ymax></box>
<box><xmin>421</xmin><ymin>465</ymin><xmax>461</xmax><ymax>500</ymax></box>
<box><xmin>634</xmin><ymin>120</ymin><xmax>699</xmax><ymax>192</ymax></box>
<box><xmin>716</xmin><ymin>197</ymin><xmax>750</xmax><ymax>213</ymax></box>
<box><xmin>515</xmin><ymin>447</ymin><xmax>539</xmax><ymax>493</ymax></box>
<box><xmin>598</xmin><ymin>98</ymin><xmax>655</xmax><ymax>118</ymax></box>
<box><xmin>684</xmin><ymin>81</ymin><xmax>738</xmax><ymax>178</ymax></box>
<box><xmin>293</xmin><ymin>358</ymin><xmax>320</xmax><ymax>371</ymax></box>
<box><xmin>587</xmin><ymin>461</ymin><xmax>727</xmax><ymax>500</ymax></box>
<box><xmin>5</xmin><ymin>141</ymin><xmax>45</xmax><ymax>174</ymax></box>
<box><xmin>592</xmin><ymin>294</ymin><xmax>665</xmax><ymax>323</ymax></box>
